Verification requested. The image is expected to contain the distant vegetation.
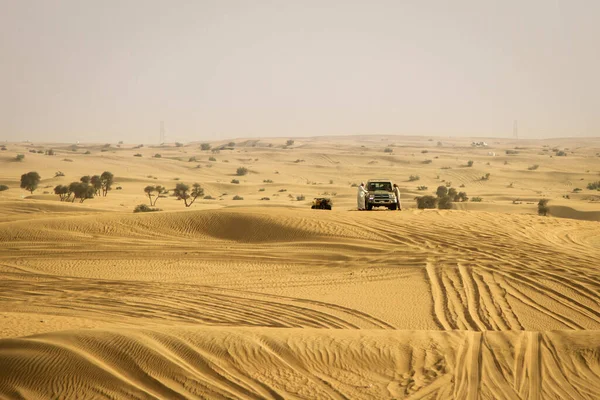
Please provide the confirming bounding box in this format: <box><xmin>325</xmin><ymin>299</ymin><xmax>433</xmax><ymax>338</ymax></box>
<box><xmin>0</xmin><ymin>185</ymin><xmax>9</xmax><ymax>191</ymax></box>
<box><xmin>16</xmin><ymin>154</ymin><xmax>25</xmax><ymax>161</ymax></box>
<box><xmin>528</xmin><ymin>164</ymin><xmax>539</xmax><ymax>170</ymax></box>
<box><xmin>209</xmin><ymin>157</ymin><xmax>216</xmax><ymax>161</ymax></box>
<box><xmin>236</xmin><ymin>167</ymin><xmax>249</xmax><ymax>176</ymax></box>
<box><xmin>471</xmin><ymin>197</ymin><xmax>482</xmax><ymax>202</ymax></box>
<box><xmin>408</xmin><ymin>175</ymin><xmax>420</xmax><ymax>182</ymax></box>
<box><xmin>20</xmin><ymin>171</ymin><xmax>40</xmax><ymax>193</ymax></box>
<box><xmin>467</xmin><ymin>160</ymin><xmax>474</xmax><ymax>167</ymax></box>
<box><xmin>286</xmin><ymin>139</ymin><xmax>294</xmax><ymax>146</ymax></box>
<box><xmin>232</xmin><ymin>195</ymin><xmax>244</xmax><ymax>200</ymax></box>
<box><xmin>505</xmin><ymin>150</ymin><xmax>519</xmax><ymax>155</ymax></box>
<box><xmin>384</xmin><ymin>147</ymin><xmax>393</xmax><ymax>153</ymax></box>
<box><xmin>154</xmin><ymin>153</ymin><xmax>161</xmax><ymax>158</ymax></box>
<box><xmin>296</xmin><ymin>194</ymin><xmax>305</xmax><ymax>201</ymax></box>
<box><xmin>231</xmin><ymin>179</ymin><xmax>240</xmax><ymax>184</ymax></box>
<box><xmin>200</xmin><ymin>143</ymin><xmax>211</xmax><ymax>150</ymax></box>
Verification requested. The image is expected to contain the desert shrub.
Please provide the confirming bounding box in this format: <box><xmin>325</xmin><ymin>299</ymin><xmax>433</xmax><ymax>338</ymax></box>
<box><xmin>188</xmin><ymin>156</ymin><xmax>197</xmax><ymax>162</ymax></box>
<box><xmin>231</xmin><ymin>179</ymin><xmax>240</xmax><ymax>184</ymax></box>
<box><xmin>37</xmin><ymin>150</ymin><xmax>44</xmax><ymax>154</ymax></box>
<box><xmin>471</xmin><ymin>197</ymin><xmax>482</xmax><ymax>202</ymax></box>
<box><xmin>232</xmin><ymin>195</ymin><xmax>244</xmax><ymax>200</ymax></box>
<box><xmin>63</xmin><ymin>158</ymin><xmax>73</xmax><ymax>162</ymax></box>
<box><xmin>573</xmin><ymin>188</ymin><xmax>582</xmax><ymax>193</ymax></box>
<box><xmin>209</xmin><ymin>156</ymin><xmax>216</xmax><ymax>161</ymax></box>
<box><xmin>384</xmin><ymin>147</ymin><xmax>393</xmax><ymax>153</ymax></box>
<box><xmin>415</xmin><ymin>195</ymin><xmax>437</xmax><ymax>209</ymax></box>
<box><xmin>409</xmin><ymin>175</ymin><xmax>420</xmax><ymax>181</ymax></box>
<box><xmin>222</xmin><ymin>159</ymin><xmax>229</xmax><ymax>163</ymax></box>
<box><xmin>16</xmin><ymin>154</ymin><xmax>25</xmax><ymax>161</ymax></box>
<box><xmin>505</xmin><ymin>150</ymin><xmax>519</xmax><ymax>155</ymax></box>
<box><xmin>227</xmin><ymin>142</ymin><xmax>236</xmax><ymax>147</ymax></box>
<box><xmin>236</xmin><ymin>167</ymin><xmax>249</xmax><ymax>176</ymax></box>
<box><xmin>421</xmin><ymin>150</ymin><xmax>428</xmax><ymax>153</ymax></box>
<box><xmin>29</xmin><ymin>149</ymin><xmax>37</xmax><ymax>153</ymax></box>
<box><xmin>154</xmin><ymin>153</ymin><xmax>161</xmax><ymax>158</ymax></box>
<box><xmin>417</xmin><ymin>186</ymin><xmax>428</xmax><ymax>191</ymax></box>
<box><xmin>100</xmin><ymin>149</ymin><xmax>108</xmax><ymax>152</ymax></box>
<box><xmin>134</xmin><ymin>153</ymin><xmax>142</xmax><ymax>157</ymax></box>
<box><xmin>263</xmin><ymin>179</ymin><xmax>273</xmax><ymax>183</ymax></box>
<box><xmin>0</xmin><ymin>185</ymin><xmax>9</xmax><ymax>191</ymax></box>
<box><xmin>260</xmin><ymin>197</ymin><xmax>270</xmax><ymax>200</ymax></box>
<box><xmin>556</xmin><ymin>150</ymin><xmax>567</xmax><ymax>156</ymax></box>
<box><xmin>259</xmin><ymin>188</ymin><xmax>265</xmax><ymax>191</ymax></box>
<box><xmin>467</xmin><ymin>160</ymin><xmax>474</xmax><ymax>167</ymax></box>
<box><xmin>294</xmin><ymin>159</ymin><xmax>305</xmax><ymax>163</ymax></box>
<box><xmin>174</xmin><ymin>177</ymin><xmax>180</xmax><ymax>181</ymax></box>
<box><xmin>422</xmin><ymin>159</ymin><xmax>432</xmax><ymax>164</ymax></box>
<box><xmin>437</xmin><ymin>141</ymin><xmax>443</xmax><ymax>147</ymax></box>
<box><xmin>350</xmin><ymin>183</ymin><xmax>358</xmax><ymax>187</ymax></box>
<box><xmin>54</xmin><ymin>171</ymin><xmax>65</xmax><ymax>177</ymax></box>
<box><xmin>173</xmin><ymin>182</ymin><xmax>204</xmax><ymax>207</ymax></box>
<box><xmin>116</xmin><ymin>186</ymin><xmax>122</xmax><ymax>190</ymax></box>
<box><xmin>445</xmin><ymin>181</ymin><xmax>452</xmax><ymax>187</ymax></box>
<box><xmin>436</xmin><ymin>186</ymin><xmax>448</xmax><ymax>198</ymax></box>
<box><xmin>278</xmin><ymin>189</ymin><xmax>287</xmax><ymax>192</ymax></box>
<box><xmin>134</xmin><ymin>204</ymin><xmax>161</xmax><ymax>213</ymax></box>
<box><xmin>175</xmin><ymin>142</ymin><xmax>184</xmax><ymax>147</ymax></box>
<box><xmin>0</xmin><ymin>145</ymin><xmax>6</xmax><ymax>150</ymax></box>
<box><xmin>84</xmin><ymin>150</ymin><xmax>91</xmax><ymax>154</ymax></box>
<box><xmin>286</xmin><ymin>139</ymin><xmax>294</xmax><ymax>146</ymax></box>
<box><xmin>20</xmin><ymin>171</ymin><xmax>40</xmax><ymax>193</ymax></box>
<box><xmin>296</xmin><ymin>194</ymin><xmax>305</xmax><ymax>201</ymax></box>
<box><xmin>481</xmin><ymin>173</ymin><xmax>491</xmax><ymax>181</ymax></box>
<box><xmin>438</xmin><ymin>196</ymin><xmax>453</xmax><ymax>209</ymax></box>
<box><xmin>46</xmin><ymin>149</ymin><xmax>54</xmax><ymax>155</ymax></box>
<box><xmin>200</xmin><ymin>143</ymin><xmax>211</xmax><ymax>150</ymax></box>
<box><xmin>203</xmin><ymin>195</ymin><xmax>214</xmax><ymax>200</ymax></box>
<box><xmin>528</xmin><ymin>164</ymin><xmax>539</xmax><ymax>170</ymax></box>
<box><xmin>538</xmin><ymin>199</ymin><xmax>550</xmax><ymax>216</ymax></box>
<box><xmin>586</xmin><ymin>181</ymin><xmax>600</xmax><ymax>190</ymax></box>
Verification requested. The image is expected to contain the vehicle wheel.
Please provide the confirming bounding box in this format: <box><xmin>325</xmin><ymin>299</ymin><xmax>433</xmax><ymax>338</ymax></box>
<box><xmin>311</xmin><ymin>205</ymin><xmax>316</xmax><ymax>209</ymax></box>
<box><xmin>388</xmin><ymin>204</ymin><xmax>396</xmax><ymax>210</ymax></box>
<box><xmin>366</xmin><ymin>202</ymin><xmax>372</xmax><ymax>211</ymax></box>
<box><xmin>325</xmin><ymin>205</ymin><xmax>332</xmax><ymax>210</ymax></box>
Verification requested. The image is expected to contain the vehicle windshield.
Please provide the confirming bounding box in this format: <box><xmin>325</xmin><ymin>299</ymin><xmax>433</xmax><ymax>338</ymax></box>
<box><xmin>368</xmin><ymin>182</ymin><xmax>392</xmax><ymax>191</ymax></box>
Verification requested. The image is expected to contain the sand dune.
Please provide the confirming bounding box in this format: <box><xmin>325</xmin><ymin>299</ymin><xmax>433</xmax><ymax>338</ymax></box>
<box><xmin>0</xmin><ymin>136</ymin><xmax>599</xmax><ymax>399</ymax></box>
<box><xmin>1</xmin><ymin>327</ymin><xmax>599</xmax><ymax>399</ymax></box>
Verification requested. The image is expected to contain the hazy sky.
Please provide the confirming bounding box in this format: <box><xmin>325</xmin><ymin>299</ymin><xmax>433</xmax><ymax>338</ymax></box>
<box><xmin>1</xmin><ymin>0</ymin><xmax>599</xmax><ymax>143</ymax></box>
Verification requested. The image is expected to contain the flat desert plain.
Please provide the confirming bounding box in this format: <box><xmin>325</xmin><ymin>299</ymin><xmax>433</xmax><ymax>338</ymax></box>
<box><xmin>0</xmin><ymin>136</ymin><xmax>599</xmax><ymax>399</ymax></box>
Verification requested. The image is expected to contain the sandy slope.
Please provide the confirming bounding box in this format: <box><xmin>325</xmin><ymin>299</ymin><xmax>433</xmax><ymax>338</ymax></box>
<box><xmin>0</xmin><ymin>136</ymin><xmax>599</xmax><ymax>399</ymax></box>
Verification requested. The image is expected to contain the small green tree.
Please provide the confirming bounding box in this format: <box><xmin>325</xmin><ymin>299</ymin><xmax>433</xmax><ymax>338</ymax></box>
<box><xmin>16</xmin><ymin>154</ymin><xmax>25</xmax><ymax>161</ymax></box>
<box><xmin>90</xmin><ymin>175</ymin><xmax>102</xmax><ymax>196</ymax></box>
<box><xmin>100</xmin><ymin>171</ymin><xmax>114</xmax><ymax>196</ymax></box>
<box><xmin>467</xmin><ymin>160</ymin><xmax>474</xmax><ymax>167</ymax></box>
<box><xmin>80</xmin><ymin>175</ymin><xmax>91</xmax><ymax>184</ymax></box>
<box><xmin>173</xmin><ymin>183</ymin><xmax>204</xmax><ymax>207</ymax></box>
<box><xmin>286</xmin><ymin>139</ymin><xmax>294</xmax><ymax>146</ymax></box>
<box><xmin>236</xmin><ymin>167</ymin><xmax>249</xmax><ymax>176</ymax></box>
<box><xmin>54</xmin><ymin>185</ymin><xmax>69</xmax><ymax>201</ymax></box>
<box><xmin>69</xmin><ymin>182</ymin><xmax>95</xmax><ymax>203</ymax></box>
<box><xmin>447</xmin><ymin>187</ymin><xmax>458</xmax><ymax>199</ymax></box>
<box><xmin>436</xmin><ymin>186</ymin><xmax>448</xmax><ymax>198</ymax></box>
<box><xmin>438</xmin><ymin>196</ymin><xmax>453</xmax><ymax>209</ymax></box>
<box><xmin>144</xmin><ymin>185</ymin><xmax>166</xmax><ymax>206</ymax></box>
<box><xmin>200</xmin><ymin>143</ymin><xmax>211</xmax><ymax>150</ymax></box>
<box><xmin>20</xmin><ymin>171</ymin><xmax>41</xmax><ymax>193</ymax></box>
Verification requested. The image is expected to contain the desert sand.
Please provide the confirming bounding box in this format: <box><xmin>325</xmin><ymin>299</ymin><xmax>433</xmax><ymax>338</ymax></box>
<box><xmin>0</xmin><ymin>135</ymin><xmax>599</xmax><ymax>399</ymax></box>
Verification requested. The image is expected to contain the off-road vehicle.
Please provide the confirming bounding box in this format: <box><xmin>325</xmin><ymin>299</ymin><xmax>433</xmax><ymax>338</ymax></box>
<box><xmin>365</xmin><ymin>179</ymin><xmax>397</xmax><ymax>210</ymax></box>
